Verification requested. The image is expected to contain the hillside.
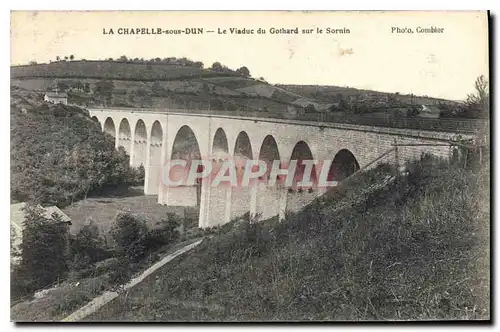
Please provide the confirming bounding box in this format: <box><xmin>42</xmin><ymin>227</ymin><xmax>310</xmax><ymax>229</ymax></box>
<box><xmin>11</xmin><ymin>60</ymin><xmax>459</xmax><ymax>116</ymax></box>
<box><xmin>10</xmin><ymin>86</ymin><xmax>142</xmax><ymax>207</ymax></box>
<box><xmin>278</xmin><ymin>84</ymin><xmax>461</xmax><ymax>107</ymax></box>
<box><xmin>85</xmin><ymin>157</ymin><xmax>489</xmax><ymax>321</ymax></box>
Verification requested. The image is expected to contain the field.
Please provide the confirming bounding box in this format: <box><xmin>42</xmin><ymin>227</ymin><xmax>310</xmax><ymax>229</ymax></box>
<box><xmin>11</xmin><ymin>61</ymin><xmax>218</xmax><ymax>81</ymax></box>
<box><xmin>62</xmin><ymin>188</ymin><xmax>198</xmax><ymax>236</ymax></box>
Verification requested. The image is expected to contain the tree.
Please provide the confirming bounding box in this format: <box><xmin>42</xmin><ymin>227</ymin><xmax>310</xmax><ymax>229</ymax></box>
<box><xmin>56</xmin><ymin>56</ymin><xmax>60</xmax><ymax>62</ymax></box>
<box><xmin>69</xmin><ymin>54</ymin><xmax>75</xmax><ymax>61</ymax></box>
<box><xmin>211</xmin><ymin>62</ymin><xmax>223</xmax><ymax>72</ymax></box>
<box><xmin>110</xmin><ymin>212</ymin><xmax>148</xmax><ymax>261</ymax></box>
<box><xmin>407</xmin><ymin>105</ymin><xmax>421</xmax><ymax>117</ymax></box>
<box><xmin>29</xmin><ymin>61</ymin><xmax>37</xmax><ymax>66</ymax></box>
<box><xmin>64</xmin><ymin>56</ymin><xmax>68</xmax><ymax>61</ymax></box>
<box><xmin>16</xmin><ymin>204</ymin><xmax>69</xmax><ymax>292</ymax></box>
<box><xmin>305</xmin><ymin>104</ymin><xmax>317</xmax><ymax>113</ymax></box>
<box><xmin>56</xmin><ymin>81</ymin><xmax>69</xmax><ymax>92</ymax></box>
<box><xmin>69</xmin><ymin>220</ymin><xmax>110</xmax><ymax>270</ymax></box>
<box><xmin>95</xmin><ymin>80</ymin><xmax>115</xmax><ymax>100</ymax></box>
<box><xmin>464</xmin><ymin>75</ymin><xmax>489</xmax><ymax>118</ymax></box>
<box><xmin>119</xmin><ymin>55</ymin><xmax>128</xmax><ymax>62</ymax></box>
<box><xmin>236</xmin><ymin>66</ymin><xmax>251</xmax><ymax>78</ymax></box>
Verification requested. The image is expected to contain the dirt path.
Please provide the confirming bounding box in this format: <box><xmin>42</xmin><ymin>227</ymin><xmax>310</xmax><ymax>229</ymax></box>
<box><xmin>61</xmin><ymin>239</ymin><xmax>203</xmax><ymax>322</ymax></box>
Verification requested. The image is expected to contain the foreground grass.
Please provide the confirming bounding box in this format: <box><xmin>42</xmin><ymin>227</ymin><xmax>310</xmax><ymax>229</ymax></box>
<box><xmin>10</xmin><ymin>238</ymin><xmax>202</xmax><ymax>322</ymax></box>
<box><xmin>87</xmin><ymin>158</ymin><xmax>489</xmax><ymax>321</ymax></box>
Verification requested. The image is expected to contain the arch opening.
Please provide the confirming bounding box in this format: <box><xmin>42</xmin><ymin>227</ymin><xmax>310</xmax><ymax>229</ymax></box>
<box><xmin>132</xmin><ymin>119</ymin><xmax>147</xmax><ymax>167</ymax></box>
<box><xmin>145</xmin><ymin>121</ymin><xmax>163</xmax><ymax>195</ymax></box>
<box><xmin>209</xmin><ymin>128</ymin><xmax>230</xmax><ymax>226</ymax></box>
<box><xmin>254</xmin><ymin>135</ymin><xmax>282</xmax><ymax>221</ymax></box>
<box><xmin>103</xmin><ymin>117</ymin><xmax>115</xmax><ymax>137</ymax></box>
<box><xmin>258</xmin><ymin>135</ymin><xmax>281</xmax><ymax>181</ymax></box>
<box><xmin>230</xmin><ymin>131</ymin><xmax>253</xmax><ymax>221</ymax></box>
<box><xmin>289</xmin><ymin>141</ymin><xmax>317</xmax><ymax>191</ymax></box>
<box><xmin>118</xmin><ymin>118</ymin><xmax>132</xmax><ymax>155</ymax></box>
<box><xmin>212</xmin><ymin>128</ymin><xmax>229</xmax><ymax>157</ymax></box>
<box><xmin>327</xmin><ymin>149</ymin><xmax>360</xmax><ymax>182</ymax></box>
<box><xmin>168</xmin><ymin>125</ymin><xmax>202</xmax><ymax>220</ymax></box>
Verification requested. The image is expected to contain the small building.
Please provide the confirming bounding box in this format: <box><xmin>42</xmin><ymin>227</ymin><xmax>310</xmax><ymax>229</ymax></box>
<box><xmin>44</xmin><ymin>92</ymin><xmax>68</xmax><ymax>105</ymax></box>
<box><xmin>10</xmin><ymin>202</ymin><xmax>72</xmax><ymax>267</ymax></box>
<box><xmin>419</xmin><ymin>105</ymin><xmax>441</xmax><ymax>119</ymax></box>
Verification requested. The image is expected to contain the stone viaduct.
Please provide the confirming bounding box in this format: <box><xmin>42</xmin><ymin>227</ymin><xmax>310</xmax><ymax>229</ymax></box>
<box><xmin>88</xmin><ymin>108</ymin><xmax>470</xmax><ymax>228</ymax></box>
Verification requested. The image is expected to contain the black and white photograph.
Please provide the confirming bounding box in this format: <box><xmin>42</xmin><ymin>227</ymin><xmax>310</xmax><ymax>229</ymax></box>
<box><xmin>9</xmin><ymin>10</ymin><xmax>490</xmax><ymax>322</ymax></box>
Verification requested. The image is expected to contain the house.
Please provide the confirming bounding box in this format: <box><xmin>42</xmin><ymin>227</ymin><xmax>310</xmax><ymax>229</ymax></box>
<box><xmin>10</xmin><ymin>202</ymin><xmax>72</xmax><ymax>266</ymax></box>
<box><xmin>283</xmin><ymin>104</ymin><xmax>304</xmax><ymax>118</ymax></box>
<box><xmin>419</xmin><ymin>105</ymin><xmax>441</xmax><ymax>119</ymax></box>
<box><xmin>44</xmin><ymin>92</ymin><xmax>68</xmax><ymax>105</ymax></box>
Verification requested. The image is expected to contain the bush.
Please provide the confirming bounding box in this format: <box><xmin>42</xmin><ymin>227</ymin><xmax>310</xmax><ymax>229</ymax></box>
<box><xmin>69</xmin><ymin>221</ymin><xmax>112</xmax><ymax>271</ymax></box>
<box><xmin>94</xmin><ymin>257</ymin><xmax>121</xmax><ymax>276</ymax></box>
<box><xmin>110</xmin><ymin>212</ymin><xmax>148</xmax><ymax>261</ymax></box>
<box><xmin>110</xmin><ymin>212</ymin><xmax>181</xmax><ymax>262</ymax></box>
<box><xmin>12</xmin><ymin>204</ymin><xmax>69</xmax><ymax>299</ymax></box>
<box><xmin>142</xmin><ymin>214</ymin><xmax>180</xmax><ymax>250</ymax></box>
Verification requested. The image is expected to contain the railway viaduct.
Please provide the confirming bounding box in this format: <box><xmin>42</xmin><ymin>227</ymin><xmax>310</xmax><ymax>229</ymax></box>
<box><xmin>88</xmin><ymin>108</ymin><xmax>471</xmax><ymax>228</ymax></box>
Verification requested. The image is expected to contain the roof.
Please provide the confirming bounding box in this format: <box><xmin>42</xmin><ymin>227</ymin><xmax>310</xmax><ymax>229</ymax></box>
<box><xmin>421</xmin><ymin>104</ymin><xmax>442</xmax><ymax>114</ymax></box>
<box><xmin>45</xmin><ymin>92</ymin><xmax>68</xmax><ymax>98</ymax></box>
<box><xmin>11</xmin><ymin>202</ymin><xmax>72</xmax><ymax>231</ymax></box>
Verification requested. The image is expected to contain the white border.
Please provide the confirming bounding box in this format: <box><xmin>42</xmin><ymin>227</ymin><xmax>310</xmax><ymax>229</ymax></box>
<box><xmin>3</xmin><ymin>1</ymin><xmax>497</xmax><ymax>331</ymax></box>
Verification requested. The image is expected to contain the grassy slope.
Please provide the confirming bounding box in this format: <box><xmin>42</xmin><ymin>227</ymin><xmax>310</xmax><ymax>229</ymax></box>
<box><xmin>13</xmin><ymin>61</ymin><xmax>459</xmax><ymax>113</ymax></box>
<box><xmin>278</xmin><ymin>84</ymin><xmax>460</xmax><ymax>106</ymax></box>
<box><xmin>86</xmin><ymin>159</ymin><xmax>489</xmax><ymax>321</ymax></box>
<box><xmin>11</xmin><ymin>62</ymin><xmax>311</xmax><ymax>112</ymax></box>
<box><xmin>10</xmin><ymin>61</ymin><xmax>212</xmax><ymax>81</ymax></box>
<box><xmin>10</xmin><ymin>238</ymin><xmax>202</xmax><ymax>322</ymax></box>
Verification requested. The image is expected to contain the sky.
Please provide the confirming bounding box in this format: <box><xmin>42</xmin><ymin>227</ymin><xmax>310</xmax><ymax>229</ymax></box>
<box><xmin>10</xmin><ymin>11</ymin><xmax>489</xmax><ymax>101</ymax></box>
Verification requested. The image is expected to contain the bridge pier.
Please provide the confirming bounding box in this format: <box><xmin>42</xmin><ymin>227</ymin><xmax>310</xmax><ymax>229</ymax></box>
<box><xmin>207</xmin><ymin>185</ymin><xmax>231</xmax><ymax>227</ymax></box>
<box><xmin>231</xmin><ymin>186</ymin><xmax>252</xmax><ymax>221</ymax></box>
<box><xmin>254</xmin><ymin>183</ymin><xmax>285</xmax><ymax>222</ymax></box>
<box><xmin>132</xmin><ymin>140</ymin><xmax>147</xmax><ymax>168</ymax></box>
<box><xmin>144</xmin><ymin>141</ymin><xmax>163</xmax><ymax>195</ymax></box>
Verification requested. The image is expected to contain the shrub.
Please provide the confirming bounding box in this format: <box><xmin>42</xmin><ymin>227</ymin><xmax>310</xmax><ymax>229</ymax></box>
<box><xmin>142</xmin><ymin>214</ymin><xmax>180</xmax><ymax>250</ymax></box>
<box><xmin>110</xmin><ymin>212</ymin><xmax>148</xmax><ymax>261</ymax></box>
<box><xmin>69</xmin><ymin>221</ymin><xmax>112</xmax><ymax>271</ymax></box>
<box><xmin>12</xmin><ymin>204</ymin><xmax>69</xmax><ymax>299</ymax></box>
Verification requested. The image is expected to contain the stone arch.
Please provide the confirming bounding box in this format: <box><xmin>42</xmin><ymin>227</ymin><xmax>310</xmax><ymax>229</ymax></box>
<box><xmin>286</xmin><ymin>141</ymin><xmax>318</xmax><ymax>214</ymax></box>
<box><xmin>212</xmin><ymin>128</ymin><xmax>229</xmax><ymax>157</ymax></box>
<box><xmin>234</xmin><ymin>131</ymin><xmax>253</xmax><ymax>159</ymax></box>
<box><xmin>132</xmin><ymin>119</ymin><xmax>148</xmax><ymax>167</ymax></box>
<box><xmin>258</xmin><ymin>135</ymin><xmax>281</xmax><ymax>180</ymax></box>
<box><xmin>254</xmin><ymin>135</ymin><xmax>281</xmax><ymax>221</ymax></box>
<box><xmin>327</xmin><ymin>149</ymin><xmax>360</xmax><ymax>182</ymax></box>
<box><xmin>209</xmin><ymin>128</ymin><xmax>231</xmax><ymax>226</ymax></box>
<box><xmin>91</xmin><ymin>116</ymin><xmax>100</xmax><ymax>125</ymax></box>
<box><xmin>167</xmin><ymin>125</ymin><xmax>203</xmax><ymax>210</ymax></box>
<box><xmin>118</xmin><ymin>118</ymin><xmax>132</xmax><ymax>155</ymax></box>
<box><xmin>288</xmin><ymin>140</ymin><xmax>317</xmax><ymax>190</ymax></box>
<box><xmin>103</xmin><ymin>117</ymin><xmax>115</xmax><ymax>138</ymax></box>
<box><xmin>231</xmin><ymin>131</ymin><xmax>254</xmax><ymax>220</ymax></box>
<box><xmin>145</xmin><ymin>120</ymin><xmax>163</xmax><ymax>195</ymax></box>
